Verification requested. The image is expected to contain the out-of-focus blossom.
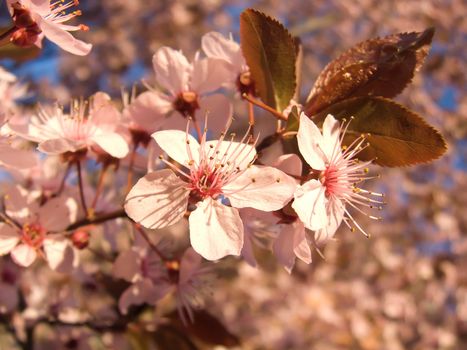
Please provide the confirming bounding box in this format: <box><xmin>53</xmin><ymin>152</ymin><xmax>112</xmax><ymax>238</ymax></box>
<box><xmin>0</xmin><ymin>185</ymin><xmax>77</xmax><ymax>269</ymax></box>
<box><xmin>0</xmin><ymin>260</ymin><xmax>19</xmax><ymax>313</ymax></box>
<box><xmin>130</xmin><ymin>46</ymin><xmax>232</xmax><ymax>133</ymax></box>
<box><xmin>9</xmin><ymin>92</ymin><xmax>129</xmax><ymax>159</ymax></box>
<box><xmin>292</xmin><ymin>113</ymin><xmax>384</xmax><ymax>242</ymax></box>
<box><xmin>7</xmin><ymin>0</ymin><xmax>92</xmax><ymax>55</ymax></box>
<box><xmin>113</xmin><ymin>235</ymin><xmax>211</xmax><ymax>324</ymax></box>
<box><xmin>125</xmin><ymin>122</ymin><xmax>297</xmax><ymax>260</ymax></box>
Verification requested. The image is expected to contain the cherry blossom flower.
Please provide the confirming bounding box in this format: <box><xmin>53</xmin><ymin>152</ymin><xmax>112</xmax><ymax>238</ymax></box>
<box><xmin>201</xmin><ymin>31</ymin><xmax>253</xmax><ymax>95</ymax></box>
<box><xmin>113</xmin><ymin>235</ymin><xmax>212</xmax><ymax>324</ymax></box>
<box><xmin>125</xmin><ymin>121</ymin><xmax>297</xmax><ymax>260</ymax></box>
<box><xmin>130</xmin><ymin>46</ymin><xmax>232</xmax><ymax>134</ymax></box>
<box><xmin>292</xmin><ymin>113</ymin><xmax>384</xmax><ymax>241</ymax></box>
<box><xmin>7</xmin><ymin>0</ymin><xmax>92</xmax><ymax>55</ymax></box>
<box><xmin>0</xmin><ymin>185</ymin><xmax>77</xmax><ymax>269</ymax></box>
<box><xmin>9</xmin><ymin>92</ymin><xmax>129</xmax><ymax>159</ymax></box>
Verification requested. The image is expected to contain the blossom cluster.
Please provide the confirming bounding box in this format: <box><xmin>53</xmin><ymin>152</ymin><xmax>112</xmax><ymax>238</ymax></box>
<box><xmin>0</xmin><ymin>1</ymin><xmax>448</xmax><ymax>347</ymax></box>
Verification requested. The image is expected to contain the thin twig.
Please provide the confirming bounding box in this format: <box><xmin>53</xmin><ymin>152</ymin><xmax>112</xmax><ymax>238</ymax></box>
<box><xmin>76</xmin><ymin>160</ymin><xmax>88</xmax><ymax>217</ymax></box>
<box><xmin>135</xmin><ymin>224</ymin><xmax>169</xmax><ymax>260</ymax></box>
<box><xmin>242</xmin><ymin>93</ymin><xmax>288</xmax><ymax>121</ymax></box>
<box><xmin>66</xmin><ymin>209</ymin><xmax>126</xmax><ymax>231</ymax></box>
<box><xmin>91</xmin><ymin>164</ymin><xmax>109</xmax><ymax>210</ymax></box>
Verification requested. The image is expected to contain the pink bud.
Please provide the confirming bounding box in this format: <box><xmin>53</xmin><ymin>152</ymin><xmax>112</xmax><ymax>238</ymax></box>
<box><xmin>71</xmin><ymin>230</ymin><xmax>90</xmax><ymax>250</ymax></box>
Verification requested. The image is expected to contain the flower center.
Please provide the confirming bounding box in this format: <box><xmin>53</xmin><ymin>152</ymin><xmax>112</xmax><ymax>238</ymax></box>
<box><xmin>173</xmin><ymin>91</ymin><xmax>200</xmax><ymax>118</ymax></box>
<box><xmin>189</xmin><ymin>165</ymin><xmax>223</xmax><ymax>202</ymax></box>
<box><xmin>21</xmin><ymin>223</ymin><xmax>46</xmax><ymax>249</ymax></box>
<box><xmin>237</xmin><ymin>71</ymin><xmax>256</xmax><ymax>96</ymax></box>
<box><xmin>320</xmin><ymin>165</ymin><xmax>342</xmax><ymax>197</ymax></box>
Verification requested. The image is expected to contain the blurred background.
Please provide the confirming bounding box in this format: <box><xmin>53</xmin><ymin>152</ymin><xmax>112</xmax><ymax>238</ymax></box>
<box><xmin>0</xmin><ymin>0</ymin><xmax>465</xmax><ymax>349</ymax></box>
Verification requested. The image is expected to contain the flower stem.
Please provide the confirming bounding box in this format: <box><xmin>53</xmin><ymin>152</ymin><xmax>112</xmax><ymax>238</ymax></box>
<box><xmin>76</xmin><ymin>160</ymin><xmax>88</xmax><ymax>218</ymax></box>
<box><xmin>126</xmin><ymin>143</ymin><xmax>138</xmax><ymax>194</ymax></box>
<box><xmin>0</xmin><ymin>26</ymin><xmax>17</xmax><ymax>44</ymax></box>
<box><xmin>134</xmin><ymin>224</ymin><xmax>169</xmax><ymax>261</ymax></box>
<box><xmin>56</xmin><ymin>162</ymin><xmax>72</xmax><ymax>196</ymax></box>
<box><xmin>242</xmin><ymin>93</ymin><xmax>288</xmax><ymax>121</ymax></box>
<box><xmin>91</xmin><ymin>164</ymin><xmax>109</xmax><ymax>210</ymax></box>
<box><xmin>247</xmin><ymin>97</ymin><xmax>255</xmax><ymax>139</ymax></box>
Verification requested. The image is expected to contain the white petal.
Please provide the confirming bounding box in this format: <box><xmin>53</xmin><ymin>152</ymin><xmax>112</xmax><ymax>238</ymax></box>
<box><xmin>0</xmin><ymin>224</ymin><xmax>19</xmax><ymax>255</ymax></box>
<box><xmin>152</xmin><ymin>129</ymin><xmax>200</xmax><ymax>166</ymax></box>
<box><xmin>297</xmin><ymin>112</ymin><xmax>326</xmax><ymax>170</ymax></box>
<box><xmin>152</xmin><ymin>47</ymin><xmax>191</xmax><ymax>94</ymax></box>
<box><xmin>43</xmin><ymin>237</ymin><xmax>70</xmax><ymax>271</ymax></box>
<box><xmin>292</xmin><ymin>179</ymin><xmax>327</xmax><ymax>230</ymax></box>
<box><xmin>189</xmin><ymin>198</ymin><xmax>243</xmax><ymax>261</ymax></box>
<box><xmin>314</xmin><ymin>198</ymin><xmax>345</xmax><ymax>244</ymax></box>
<box><xmin>38</xmin><ymin>196</ymin><xmax>78</xmax><ymax>232</ymax></box>
<box><xmin>224</xmin><ymin>165</ymin><xmax>296</xmax><ymax>211</ymax></box>
<box><xmin>91</xmin><ymin>131</ymin><xmax>130</xmax><ymax>158</ymax></box>
<box><xmin>321</xmin><ymin>114</ymin><xmax>341</xmax><ymax>159</ymax></box>
<box><xmin>11</xmin><ymin>244</ymin><xmax>37</xmax><ymax>267</ymax></box>
<box><xmin>124</xmin><ymin>169</ymin><xmax>190</xmax><ymax>230</ymax></box>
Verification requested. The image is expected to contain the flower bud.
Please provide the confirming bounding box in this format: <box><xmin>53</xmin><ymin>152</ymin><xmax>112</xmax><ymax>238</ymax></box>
<box><xmin>71</xmin><ymin>230</ymin><xmax>90</xmax><ymax>250</ymax></box>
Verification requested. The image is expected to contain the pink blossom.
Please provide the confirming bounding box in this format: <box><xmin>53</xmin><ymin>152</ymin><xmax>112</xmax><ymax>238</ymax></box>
<box><xmin>129</xmin><ymin>46</ymin><xmax>232</xmax><ymax>134</ymax></box>
<box><xmin>292</xmin><ymin>113</ymin><xmax>384</xmax><ymax>241</ymax></box>
<box><xmin>125</xmin><ymin>122</ymin><xmax>297</xmax><ymax>260</ymax></box>
<box><xmin>0</xmin><ymin>185</ymin><xmax>78</xmax><ymax>269</ymax></box>
<box><xmin>113</xmin><ymin>236</ymin><xmax>211</xmax><ymax>323</ymax></box>
<box><xmin>7</xmin><ymin>0</ymin><xmax>92</xmax><ymax>55</ymax></box>
<box><xmin>9</xmin><ymin>92</ymin><xmax>129</xmax><ymax>159</ymax></box>
<box><xmin>201</xmin><ymin>31</ymin><xmax>253</xmax><ymax>95</ymax></box>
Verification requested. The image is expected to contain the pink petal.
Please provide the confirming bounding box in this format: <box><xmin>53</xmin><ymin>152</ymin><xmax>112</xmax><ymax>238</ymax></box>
<box><xmin>36</xmin><ymin>17</ymin><xmax>92</xmax><ymax>56</ymax></box>
<box><xmin>125</xmin><ymin>91</ymin><xmax>172</xmax><ymax>133</ymax></box>
<box><xmin>29</xmin><ymin>0</ymin><xmax>51</xmax><ymax>16</ymax></box>
<box><xmin>38</xmin><ymin>138</ymin><xmax>84</xmax><ymax>155</ymax></box>
<box><xmin>113</xmin><ymin>250</ymin><xmax>142</xmax><ymax>283</ymax></box>
<box><xmin>224</xmin><ymin>165</ymin><xmax>296</xmax><ymax>211</ymax></box>
<box><xmin>297</xmin><ymin>112</ymin><xmax>326</xmax><ymax>170</ymax></box>
<box><xmin>0</xmin><ymin>144</ymin><xmax>37</xmax><ymax>170</ymax></box>
<box><xmin>11</xmin><ymin>244</ymin><xmax>37</xmax><ymax>267</ymax></box>
<box><xmin>273</xmin><ymin>220</ymin><xmax>311</xmax><ymax>273</ymax></box>
<box><xmin>201</xmin><ymin>32</ymin><xmax>244</xmax><ymax>71</ymax></box>
<box><xmin>124</xmin><ymin>169</ymin><xmax>190</xmax><ymax>230</ymax></box>
<box><xmin>191</xmin><ymin>57</ymin><xmax>231</xmax><ymax>94</ymax></box>
<box><xmin>273</xmin><ymin>154</ymin><xmax>302</xmax><ymax>178</ymax></box>
<box><xmin>4</xmin><ymin>185</ymin><xmax>39</xmax><ymax>222</ymax></box>
<box><xmin>152</xmin><ymin>129</ymin><xmax>200</xmax><ymax>166</ymax></box>
<box><xmin>152</xmin><ymin>47</ymin><xmax>191</xmax><ymax>95</ymax></box>
<box><xmin>91</xmin><ymin>132</ymin><xmax>130</xmax><ymax>158</ymax></box>
<box><xmin>197</xmin><ymin>94</ymin><xmax>233</xmax><ymax>134</ymax></box>
<box><xmin>240</xmin><ymin>226</ymin><xmax>257</xmax><ymax>268</ymax></box>
<box><xmin>38</xmin><ymin>196</ymin><xmax>78</xmax><ymax>232</ymax></box>
<box><xmin>0</xmin><ymin>224</ymin><xmax>19</xmax><ymax>255</ymax></box>
<box><xmin>292</xmin><ymin>179</ymin><xmax>327</xmax><ymax>230</ymax></box>
<box><xmin>189</xmin><ymin>198</ymin><xmax>244</xmax><ymax>261</ymax></box>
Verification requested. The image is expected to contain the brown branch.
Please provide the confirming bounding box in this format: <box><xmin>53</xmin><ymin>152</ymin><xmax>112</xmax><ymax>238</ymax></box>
<box><xmin>66</xmin><ymin>209</ymin><xmax>127</xmax><ymax>231</ymax></box>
